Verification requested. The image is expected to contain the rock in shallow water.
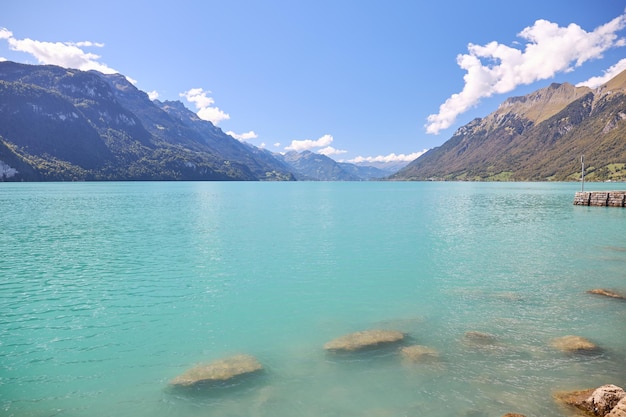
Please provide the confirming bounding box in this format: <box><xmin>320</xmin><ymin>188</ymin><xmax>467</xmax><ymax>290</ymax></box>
<box><xmin>170</xmin><ymin>354</ymin><xmax>263</xmax><ymax>387</ymax></box>
<box><xmin>324</xmin><ymin>330</ymin><xmax>405</xmax><ymax>352</ymax></box>
<box><xmin>607</xmin><ymin>397</ymin><xmax>626</xmax><ymax>417</ymax></box>
<box><xmin>554</xmin><ymin>385</ymin><xmax>626</xmax><ymax>417</ymax></box>
<box><xmin>550</xmin><ymin>335</ymin><xmax>599</xmax><ymax>353</ymax></box>
<box><xmin>587</xmin><ymin>289</ymin><xmax>626</xmax><ymax>300</ymax></box>
<box><xmin>463</xmin><ymin>331</ymin><xmax>497</xmax><ymax>345</ymax></box>
<box><xmin>400</xmin><ymin>345</ymin><xmax>439</xmax><ymax>362</ymax></box>
<box><xmin>585</xmin><ymin>385</ymin><xmax>626</xmax><ymax>416</ymax></box>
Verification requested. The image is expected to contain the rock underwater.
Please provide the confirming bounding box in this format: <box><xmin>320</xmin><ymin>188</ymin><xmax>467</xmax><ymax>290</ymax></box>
<box><xmin>400</xmin><ymin>345</ymin><xmax>439</xmax><ymax>362</ymax></box>
<box><xmin>324</xmin><ymin>330</ymin><xmax>405</xmax><ymax>352</ymax></box>
<box><xmin>550</xmin><ymin>335</ymin><xmax>599</xmax><ymax>354</ymax></box>
<box><xmin>462</xmin><ymin>331</ymin><xmax>498</xmax><ymax>346</ymax></box>
<box><xmin>170</xmin><ymin>354</ymin><xmax>263</xmax><ymax>387</ymax></box>
<box><xmin>587</xmin><ymin>289</ymin><xmax>626</xmax><ymax>300</ymax></box>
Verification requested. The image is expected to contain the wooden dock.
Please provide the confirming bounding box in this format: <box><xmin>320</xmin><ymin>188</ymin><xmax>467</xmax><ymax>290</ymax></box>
<box><xmin>574</xmin><ymin>191</ymin><xmax>626</xmax><ymax>207</ymax></box>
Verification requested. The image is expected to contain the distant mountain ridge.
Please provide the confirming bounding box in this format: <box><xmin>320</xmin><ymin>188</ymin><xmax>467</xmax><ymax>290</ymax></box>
<box><xmin>4</xmin><ymin>61</ymin><xmax>623</xmax><ymax>182</ymax></box>
<box><xmin>273</xmin><ymin>151</ymin><xmax>393</xmax><ymax>180</ymax></box>
<box><xmin>391</xmin><ymin>70</ymin><xmax>626</xmax><ymax>182</ymax></box>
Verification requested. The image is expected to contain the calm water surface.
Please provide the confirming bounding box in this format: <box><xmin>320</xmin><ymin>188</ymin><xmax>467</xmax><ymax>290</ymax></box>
<box><xmin>1</xmin><ymin>181</ymin><xmax>625</xmax><ymax>417</ymax></box>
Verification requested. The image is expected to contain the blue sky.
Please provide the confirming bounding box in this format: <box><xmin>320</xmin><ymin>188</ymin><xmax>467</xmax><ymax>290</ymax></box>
<box><xmin>1</xmin><ymin>1</ymin><xmax>625</xmax><ymax>164</ymax></box>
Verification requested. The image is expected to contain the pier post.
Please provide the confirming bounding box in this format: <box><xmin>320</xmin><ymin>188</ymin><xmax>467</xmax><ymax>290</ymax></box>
<box><xmin>580</xmin><ymin>155</ymin><xmax>585</xmax><ymax>192</ymax></box>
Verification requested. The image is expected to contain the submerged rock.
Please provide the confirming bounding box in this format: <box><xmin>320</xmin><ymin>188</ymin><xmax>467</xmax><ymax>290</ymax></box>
<box><xmin>324</xmin><ymin>329</ymin><xmax>405</xmax><ymax>352</ymax></box>
<box><xmin>554</xmin><ymin>388</ymin><xmax>595</xmax><ymax>413</ymax></box>
<box><xmin>463</xmin><ymin>331</ymin><xmax>498</xmax><ymax>345</ymax></box>
<box><xmin>170</xmin><ymin>354</ymin><xmax>263</xmax><ymax>387</ymax></box>
<box><xmin>587</xmin><ymin>289</ymin><xmax>626</xmax><ymax>300</ymax></box>
<box><xmin>554</xmin><ymin>385</ymin><xmax>626</xmax><ymax>416</ymax></box>
<box><xmin>550</xmin><ymin>335</ymin><xmax>599</xmax><ymax>354</ymax></box>
<box><xmin>502</xmin><ymin>414</ymin><xmax>526</xmax><ymax>417</ymax></box>
<box><xmin>400</xmin><ymin>345</ymin><xmax>439</xmax><ymax>362</ymax></box>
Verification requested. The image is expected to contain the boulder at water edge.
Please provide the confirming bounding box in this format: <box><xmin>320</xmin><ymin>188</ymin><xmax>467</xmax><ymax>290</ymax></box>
<box><xmin>584</xmin><ymin>385</ymin><xmax>626</xmax><ymax>416</ymax></box>
<box><xmin>324</xmin><ymin>330</ymin><xmax>405</xmax><ymax>352</ymax></box>
<box><xmin>170</xmin><ymin>354</ymin><xmax>263</xmax><ymax>387</ymax></box>
<box><xmin>554</xmin><ymin>384</ymin><xmax>626</xmax><ymax>416</ymax></box>
<box><xmin>607</xmin><ymin>397</ymin><xmax>626</xmax><ymax>417</ymax></box>
<box><xmin>550</xmin><ymin>335</ymin><xmax>599</xmax><ymax>354</ymax></box>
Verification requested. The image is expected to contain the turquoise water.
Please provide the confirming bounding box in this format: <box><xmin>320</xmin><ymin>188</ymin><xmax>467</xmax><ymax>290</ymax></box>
<box><xmin>1</xmin><ymin>181</ymin><xmax>625</xmax><ymax>417</ymax></box>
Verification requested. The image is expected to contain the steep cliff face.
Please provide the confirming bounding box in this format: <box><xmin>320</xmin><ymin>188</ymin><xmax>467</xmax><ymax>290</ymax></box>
<box><xmin>489</xmin><ymin>82</ymin><xmax>592</xmax><ymax>127</ymax></box>
<box><xmin>0</xmin><ymin>62</ymin><xmax>295</xmax><ymax>181</ymax></box>
<box><xmin>391</xmin><ymin>71</ymin><xmax>626</xmax><ymax>182</ymax></box>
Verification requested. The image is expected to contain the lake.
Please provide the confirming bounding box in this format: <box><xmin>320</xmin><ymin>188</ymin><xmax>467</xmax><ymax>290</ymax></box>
<box><xmin>1</xmin><ymin>181</ymin><xmax>625</xmax><ymax>417</ymax></box>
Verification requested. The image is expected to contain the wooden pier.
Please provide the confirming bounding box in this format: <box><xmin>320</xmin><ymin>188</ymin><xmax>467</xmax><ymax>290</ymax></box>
<box><xmin>574</xmin><ymin>191</ymin><xmax>626</xmax><ymax>207</ymax></box>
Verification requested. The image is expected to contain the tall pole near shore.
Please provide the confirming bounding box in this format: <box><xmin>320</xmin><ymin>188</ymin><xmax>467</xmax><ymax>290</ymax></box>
<box><xmin>581</xmin><ymin>155</ymin><xmax>585</xmax><ymax>192</ymax></box>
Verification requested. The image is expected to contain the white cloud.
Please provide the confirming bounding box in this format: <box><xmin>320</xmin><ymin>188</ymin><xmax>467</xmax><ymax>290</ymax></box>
<box><xmin>147</xmin><ymin>90</ymin><xmax>159</xmax><ymax>101</ymax></box>
<box><xmin>347</xmin><ymin>150</ymin><xmax>428</xmax><ymax>164</ymax></box>
<box><xmin>182</xmin><ymin>87</ymin><xmax>214</xmax><ymax>108</ymax></box>
<box><xmin>180</xmin><ymin>88</ymin><xmax>230</xmax><ymax>125</ymax></box>
<box><xmin>197</xmin><ymin>106</ymin><xmax>230</xmax><ymax>125</ymax></box>
<box><xmin>72</xmin><ymin>41</ymin><xmax>105</xmax><ymax>48</ymax></box>
<box><xmin>0</xmin><ymin>28</ymin><xmax>12</xmax><ymax>39</ymax></box>
<box><xmin>318</xmin><ymin>146</ymin><xmax>347</xmax><ymax>156</ymax></box>
<box><xmin>273</xmin><ymin>142</ymin><xmax>281</xmax><ymax>148</ymax></box>
<box><xmin>226</xmin><ymin>130</ymin><xmax>258</xmax><ymax>141</ymax></box>
<box><xmin>285</xmin><ymin>134</ymin><xmax>334</xmax><ymax>152</ymax></box>
<box><xmin>0</xmin><ymin>27</ymin><xmax>120</xmax><ymax>75</ymax></box>
<box><xmin>426</xmin><ymin>12</ymin><xmax>626</xmax><ymax>134</ymax></box>
<box><xmin>577</xmin><ymin>58</ymin><xmax>626</xmax><ymax>88</ymax></box>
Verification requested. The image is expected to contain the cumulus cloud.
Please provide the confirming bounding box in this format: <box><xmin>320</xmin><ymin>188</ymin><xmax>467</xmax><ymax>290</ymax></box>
<box><xmin>180</xmin><ymin>88</ymin><xmax>230</xmax><ymax>125</ymax></box>
<box><xmin>0</xmin><ymin>28</ymin><xmax>13</xmax><ymax>40</ymax></box>
<box><xmin>273</xmin><ymin>142</ymin><xmax>281</xmax><ymax>148</ymax></box>
<box><xmin>226</xmin><ymin>130</ymin><xmax>258</xmax><ymax>141</ymax></box>
<box><xmin>318</xmin><ymin>146</ymin><xmax>347</xmax><ymax>156</ymax></box>
<box><xmin>147</xmin><ymin>90</ymin><xmax>159</xmax><ymax>101</ymax></box>
<box><xmin>285</xmin><ymin>134</ymin><xmax>334</xmax><ymax>152</ymax></box>
<box><xmin>0</xmin><ymin>26</ymin><xmax>120</xmax><ymax>75</ymax></box>
<box><xmin>425</xmin><ymin>12</ymin><xmax>626</xmax><ymax>134</ymax></box>
<box><xmin>347</xmin><ymin>150</ymin><xmax>428</xmax><ymax>164</ymax></box>
<box><xmin>577</xmin><ymin>57</ymin><xmax>626</xmax><ymax>88</ymax></box>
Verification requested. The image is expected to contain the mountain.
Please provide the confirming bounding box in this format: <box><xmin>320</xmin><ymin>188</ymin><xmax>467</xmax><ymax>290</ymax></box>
<box><xmin>275</xmin><ymin>151</ymin><xmax>360</xmax><ymax>180</ymax></box>
<box><xmin>353</xmin><ymin>160</ymin><xmax>410</xmax><ymax>175</ymax></box>
<box><xmin>0</xmin><ymin>61</ymin><xmax>295</xmax><ymax>181</ymax></box>
<box><xmin>337</xmin><ymin>162</ymin><xmax>393</xmax><ymax>180</ymax></box>
<box><xmin>274</xmin><ymin>150</ymin><xmax>389</xmax><ymax>180</ymax></box>
<box><xmin>391</xmin><ymin>70</ymin><xmax>626</xmax><ymax>181</ymax></box>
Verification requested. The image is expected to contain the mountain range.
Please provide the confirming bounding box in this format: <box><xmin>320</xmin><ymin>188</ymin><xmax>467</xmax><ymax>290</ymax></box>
<box><xmin>0</xmin><ymin>62</ymin><xmax>393</xmax><ymax>182</ymax></box>
<box><xmin>2</xmin><ymin>61</ymin><xmax>625</xmax><ymax>182</ymax></box>
<box><xmin>391</xmin><ymin>70</ymin><xmax>626</xmax><ymax>182</ymax></box>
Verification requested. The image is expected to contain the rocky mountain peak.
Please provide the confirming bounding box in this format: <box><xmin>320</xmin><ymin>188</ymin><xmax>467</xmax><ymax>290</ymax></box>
<box><xmin>594</xmin><ymin>69</ymin><xmax>626</xmax><ymax>100</ymax></box>
<box><xmin>493</xmin><ymin>82</ymin><xmax>592</xmax><ymax>125</ymax></box>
